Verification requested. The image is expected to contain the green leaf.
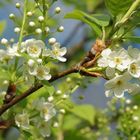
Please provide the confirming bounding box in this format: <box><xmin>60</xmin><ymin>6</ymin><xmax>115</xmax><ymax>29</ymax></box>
<box><xmin>42</xmin><ymin>80</ymin><xmax>55</xmax><ymax>96</ymax></box>
<box><xmin>0</xmin><ymin>20</ymin><xmax>6</xmax><ymax>35</ymax></box>
<box><xmin>105</xmin><ymin>0</ymin><xmax>133</xmax><ymax>16</ymax></box>
<box><xmin>65</xmin><ymin>10</ymin><xmax>102</xmax><ymax>36</ymax></box>
<box><xmin>85</xmin><ymin>14</ymin><xmax>110</xmax><ymax>27</ymax></box>
<box><xmin>124</xmin><ymin>36</ymin><xmax>140</xmax><ymax>43</ymax></box>
<box><xmin>70</xmin><ymin>104</ymin><xmax>95</xmax><ymax>125</ymax></box>
<box><xmin>63</xmin><ymin>115</ymin><xmax>82</xmax><ymax>130</ymax></box>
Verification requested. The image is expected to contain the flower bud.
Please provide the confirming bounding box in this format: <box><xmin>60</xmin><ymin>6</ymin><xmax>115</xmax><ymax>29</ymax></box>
<box><xmin>29</xmin><ymin>21</ymin><xmax>35</xmax><ymax>27</ymax></box>
<box><xmin>62</xmin><ymin>94</ymin><xmax>68</xmax><ymax>99</ymax></box>
<box><xmin>48</xmin><ymin>96</ymin><xmax>54</xmax><ymax>102</ymax></box>
<box><xmin>38</xmin><ymin>16</ymin><xmax>44</xmax><ymax>22</ymax></box>
<box><xmin>14</xmin><ymin>27</ymin><xmax>20</xmax><ymax>33</ymax></box>
<box><xmin>57</xmin><ymin>26</ymin><xmax>64</xmax><ymax>32</ymax></box>
<box><xmin>132</xmin><ymin>116</ymin><xmax>139</xmax><ymax>122</ymax></box>
<box><xmin>35</xmin><ymin>28</ymin><xmax>42</xmax><ymax>34</ymax></box>
<box><xmin>45</xmin><ymin>26</ymin><xmax>50</xmax><ymax>34</ymax></box>
<box><xmin>37</xmin><ymin>59</ymin><xmax>42</xmax><ymax>64</ymax></box>
<box><xmin>27</xmin><ymin>59</ymin><xmax>35</xmax><ymax>67</ymax></box>
<box><xmin>16</xmin><ymin>3</ymin><xmax>20</xmax><ymax>8</ymax></box>
<box><xmin>59</xmin><ymin>109</ymin><xmax>65</xmax><ymax>114</ymax></box>
<box><xmin>56</xmin><ymin>90</ymin><xmax>62</xmax><ymax>95</ymax></box>
<box><xmin>27</xmin><ymin>11</ymin><xmax>33</xmax><ymax>17</ymax></box>
<box><xmin>53</xmin><ymin>122</ymin><xmax>59</xmax><ymax>128</ymax></box>
<box><xmin>133</xmin><ymin>105</ymin><xmax>138</xmax><ymax>110</ymax></box>
<box><xmin>10</xmin><ymin>38</ymin><xmax>15</xmax><ymax>43</ymax></box>
<box><xmin>1</xmin><ymin>38</ymin><xmax>8</xmax><ymax>45</ymax></box>
<box><xmin>9</xmin><ymin>13</ymin><xmax>15</xmax><ymax>19</ymax></box>
<box><xmin>55</xmin><ymin>7</ymin><xmax>61</xmax><ymax>14</ymax></box>
<box><xmin>3</xmin><ymin>80</ymin><xmax>9</xmax><ymax>85</ymax></box>
<box><xmin>48</xmin><ymin>38</ymin><xmax>56</xmax><ymax>45</ymax></box>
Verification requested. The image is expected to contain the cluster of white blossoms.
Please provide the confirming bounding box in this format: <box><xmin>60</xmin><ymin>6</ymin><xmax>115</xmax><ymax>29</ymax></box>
<box><xmin>0</xmin><ymin>38</ymin><xmax>67</xmax><ymax>81</ymax></box>
<box><xmin>15</xmin><ymin>97</ymin><xmax>56</xmax><ymax>137</ymax></box>
<box><xmin>97</xmin><ymin>47</ymin><xmax>140</xmax><ymax>98</ymax></box>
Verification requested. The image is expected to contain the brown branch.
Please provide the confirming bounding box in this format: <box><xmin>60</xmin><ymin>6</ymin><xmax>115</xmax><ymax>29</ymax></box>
<box><xmin>0</xmin><ymin>67</ymin><xmax>78</xmax><ymax>116</ymax></box>
<box><xmin>0</xmin><ymin>39</ymin><xmax>107</xmax><ymax>117</ymax></box>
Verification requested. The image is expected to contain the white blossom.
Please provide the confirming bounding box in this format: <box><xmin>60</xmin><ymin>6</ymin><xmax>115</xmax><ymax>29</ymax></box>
<box><xmin>128</xmin><ymin>46</ymin><xmax>140</xmax><ymax>60</ymax></box>
<box><xmin>128</xmin><ymin>60</ymin><xmax>140</xmax><ymax>78</ymax></box>
<box><xmin>29</xmin><ymin>65</ymin><xmax>51</xmax><ymax>80</ymax></box>
<box><xmin>15</xmin><ymin>112</ymin><xmax>30</xmax><ymax>129</ymax></box>
<box><xmin>7</xmin><ymin>44</ymin><xmax>20</xmax><ymax>57</ymax></box>
<box><xmin>25</xmin><ymin>39</ymin><xmax>45</xmax><ymax>57</ymax></box>
<box><xmin>44</xmin><ymin>42</ymin><xmax>67</xmax><ymax>62</ymax></box>
<box><xmin>98</xmin><ymin>48</ymin><xmax>131</xmax><ymax>71</ymax></box>
<box><xmin>38</xmin><ymin>101</ymin><xmax>56</xmax><ymax>121</ymax></box>
<box><xmin>97</xmin><ymin>48</ymin><xmax>112</xmax><ymax>67</ymax></box>
<box><xmin>32</xmin><ymin>98</ymin><xmax>56</xmax><ymax>122</ymax></box>
<box><xmin>37</xmin><ymin>120</ymin><xmax>51</xmax><ymax>137</ymax></box>
<box><xmin>105</xmin><ymin>73</ymin><xmax>133</xmax><ymax>98</ymax></box>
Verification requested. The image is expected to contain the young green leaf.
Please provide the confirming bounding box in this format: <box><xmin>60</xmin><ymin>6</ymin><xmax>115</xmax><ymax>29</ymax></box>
<box><xmin>105</xmin><ymin>0</ymin><xmax>133</xmax><ymax>16</ymax></box>
<box><xmin>65</xmin><ymin>10</ymin><xmax>102</xmax><ymax>36</ymax></box>
<box><xmin>70</xmin><ymin>104</ymin><xmax>95</xmax><ymax>125</ymax></box>
<box><xmin>0</xmin><ymin>20</ymin><xmax>6</xmax><ymax>35</ymax></box>
<box><xmin>123</xmin><ymin>36</ymin><xmax>140</xmax><ymax>43</ymax></box>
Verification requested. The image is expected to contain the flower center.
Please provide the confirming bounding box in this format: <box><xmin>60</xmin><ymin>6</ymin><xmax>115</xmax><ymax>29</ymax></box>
<box><xmin>116</xmin><ymin>80</ymin><xmax>122</xmax><ymax>86</ymax></box>
<box><xmin>114</xmin><ymin>57</ymin><xmax>122</xmax><ymax>64</ymax></box>
<box><xmin>130</xmin><ymin>63</ymin><xmax>137</xmax><ymax>74</ymax></box>
<box><xmin>42</xmin><ymin>107</ymin><xmax>48</xmax><ymax>115</ymax></box>
<box><xmin>29</xmin><ymin>46</ymin><xmax>38</xmax><ymax>54</ymax></box>
<box><xmin>53</xmin><ymin>49</ymin><xmax>59</xmax><ymax>55</ymax></box>
<box><xmin>37</xmin><ymin>68</ymin><xmax>45</xmax><ymax>77</ymax></box>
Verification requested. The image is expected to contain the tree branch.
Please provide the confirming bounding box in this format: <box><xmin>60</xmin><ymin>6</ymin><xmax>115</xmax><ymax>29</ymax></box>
<box><xmin>0</xmin><ymin>40</ymin><xmax>106</xmax><ymax>116</ymax></box>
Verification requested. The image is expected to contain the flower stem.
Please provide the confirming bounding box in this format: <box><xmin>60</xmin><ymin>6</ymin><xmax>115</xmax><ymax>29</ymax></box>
<box><xmin>18</xmin><ymin>0</ymin><xmax>28</xmax><ymax>47</ymax></box>
<box><xmin>119</xmin><ymin>0</ymin><xmax>140</xmax><ymax>24</ymax></box>
<box><xmin>42</xmin><ymin>0</ymin><xmax>47</xmax><ymax>41</ymax></box>
<box><xmin>108</xmin><ymin>0</ymin><xmax>140</xmax><ymax>39</ymax></box>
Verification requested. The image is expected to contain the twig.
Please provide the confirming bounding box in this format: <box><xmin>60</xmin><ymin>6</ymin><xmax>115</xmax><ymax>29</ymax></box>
<box><xmin>0</xmin><ymin>39</ymin><xmax>107</xmax><ymax>116</ymax></box>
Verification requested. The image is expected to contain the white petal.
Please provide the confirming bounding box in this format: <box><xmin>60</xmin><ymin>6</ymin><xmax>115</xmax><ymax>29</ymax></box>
<box><xmin>52</xmin><ymin>42</ymin><xmax>60</xmax><ymax>50</ymax></box>
<box><xmin>101</xmin><ymin>48</ymin><xmax>111</xmax><ymax>57</ymax></box>
<box><xmin>105</xmin><ymin>90</ymin><xmax>113</xmax><ymax>97</ymax></box>
<box><xmin>114</xmin><ymin>88</ymin><xmax>124</xmax><ymax>98</ymax></box>
<box><xmin>35</xmin><ymin>40</ymin><xmax>45</xmax><ymax>48</ymax></box>
<box><xmin>60</xmin><ymin>47</ymin><xmax>67</xmax><ymax>56</ymax></box>
<box><xmin>108</xmin><ymin>61</ymin><xmax>116</xmax><ymax>68</ymax></box>
<box><xmin>98</xmin><ymin>58</ymin><xmax>109</xmax><ymax>67</ymax></box>
<box><xmin>57</xmin><ymin>56</ymin><xmax>67</xmax><ymax>62</ymax></box>
<box><xmin>106</xmin><ymin>67</ymin><xmax>115</xmax><ymax>78</ymax></box>
<box><xmin>44</xmin><ymin>74</ymin><xmax>51</xmax><ymax>80</ymax></box>
<box><xmin>43</xmin><ymin>49</ymin><xmax>52</xmax><ymax>57</ymax></box>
